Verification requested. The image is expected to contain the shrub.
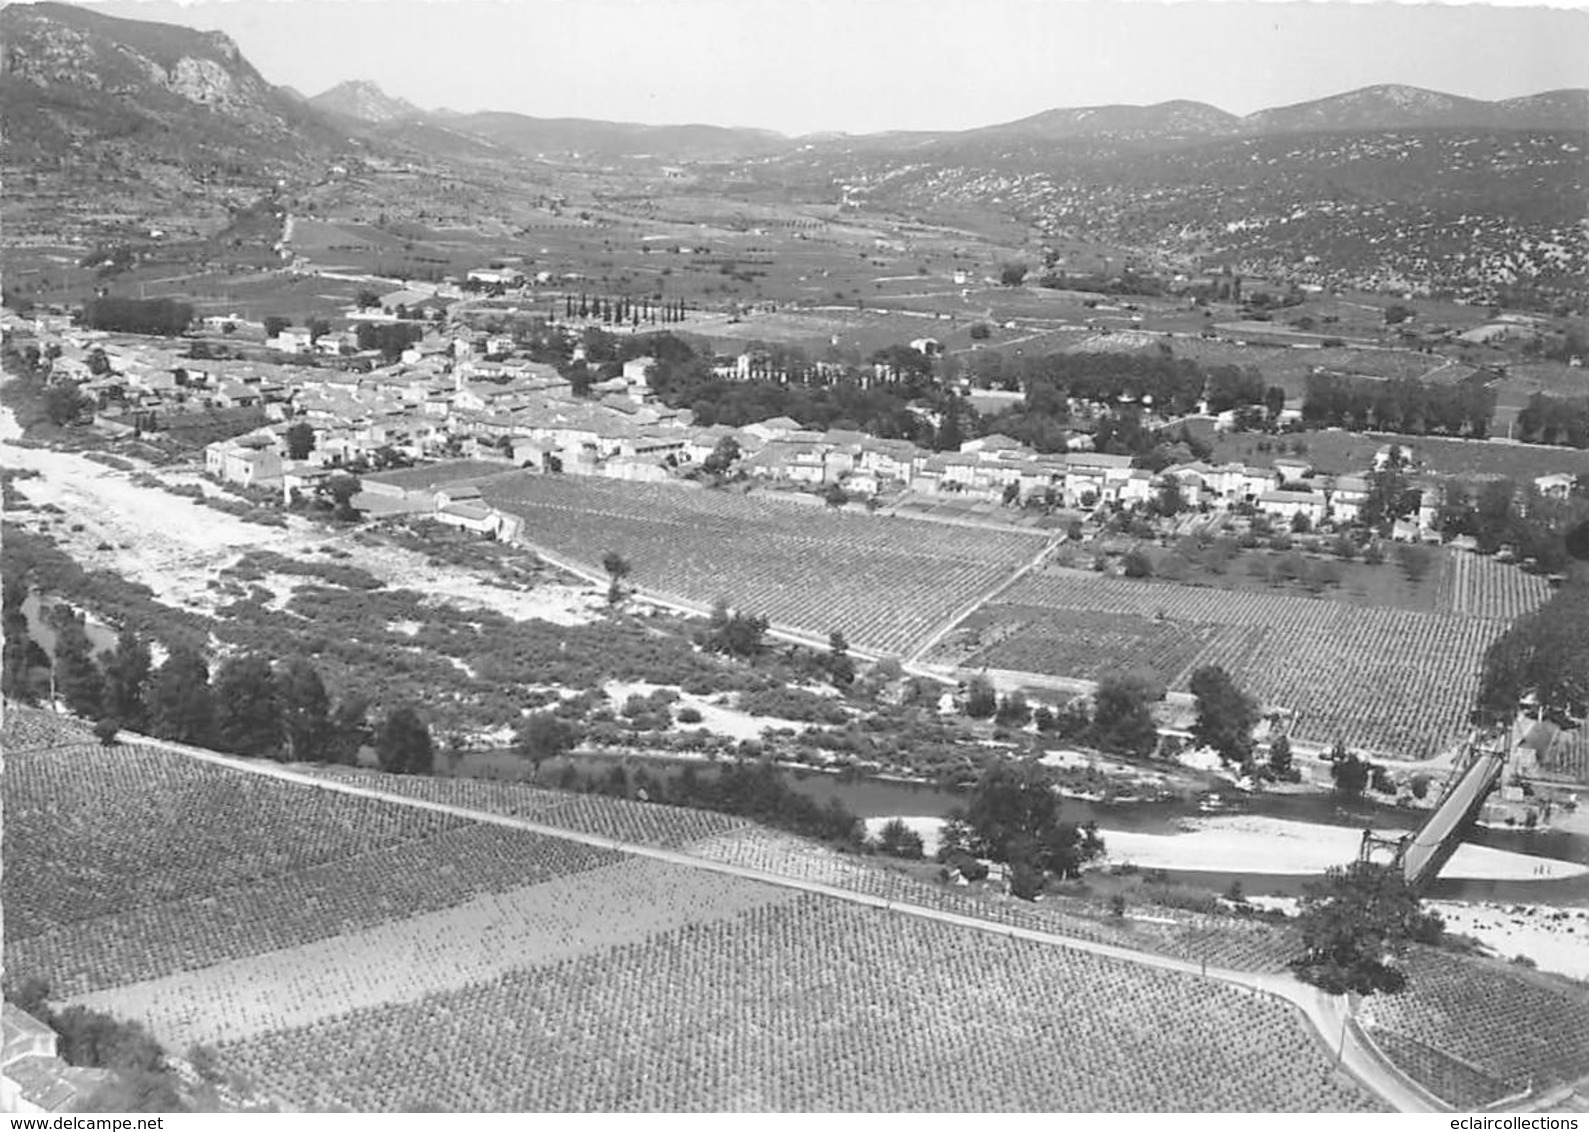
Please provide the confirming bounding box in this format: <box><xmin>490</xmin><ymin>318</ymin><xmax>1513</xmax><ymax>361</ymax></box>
<box><xmin>677</xmin><ymin>705</ymin><xmax>703</xmax><ymax>724</ymax></box>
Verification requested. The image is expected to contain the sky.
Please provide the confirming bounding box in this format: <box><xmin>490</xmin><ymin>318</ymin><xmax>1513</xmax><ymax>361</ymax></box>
<box><xmin>79</xmin><ymin>0</ymin><xmax>1589</xmax><ymax>135</ymax></box>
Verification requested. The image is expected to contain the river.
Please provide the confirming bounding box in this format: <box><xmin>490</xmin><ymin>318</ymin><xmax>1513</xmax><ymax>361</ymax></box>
<box><xmin>539</xmin><ymin>748</ymin><xmax>1589</xmax><ymax>905</ymax></box>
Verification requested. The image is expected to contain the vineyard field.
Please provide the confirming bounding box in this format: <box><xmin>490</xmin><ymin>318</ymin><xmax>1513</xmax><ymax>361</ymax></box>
<box><xmin>8</xmin><ymin>822</ymin><xmax>625</xmax><ymax>998</ymax></box>
<box><xmin>218</xmin><ymin>896</ymin><xmax>1381</xmax><ymax>1112</ymax></box>
<box><xmin>1434</xmin><ymin>551</ymin><xmax>1552</xmax><ymax>621</ymax></box>
<box><xmin>76</xmin><ymin>858</ymin><xmax>796</xmax><ymax>1052</ymax></box>
<box><xmin>1358</xmin><ymin>948</ymin><xmax>1589</xmax><ymax>1105</ymax></box>
<box><xmin>479</xmin><ymin>474</ymin><xmax>1047</xmax><ymax>656</ymax></box>
<box><xmin>3</xmin><ymin>742</ymin><xmax>468</xmax><ymax>940</ymax></box>
<box><xmin>935</xmin><ymin>568</ymin><xmax>1531</xmax><ymax>758</ymax></box>
<box><xmin>300</xmin><ymin>765</ymin><xmax>751</xmax><ymax>848</ymax></box>
<box><xmin>692</xmin><ymin>827</ymin><xmax>1302</xmax><ymax>974</ymax></box>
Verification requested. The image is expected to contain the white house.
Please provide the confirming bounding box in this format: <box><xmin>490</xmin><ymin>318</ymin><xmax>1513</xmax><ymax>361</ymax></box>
<box><xmin>205</xmin><ymin>435</ymin><xmax>283</xmax><ymax>487</ymax></box>
<box><xmin>1535</xmin><ymin>472</ymin><xmax>1576</xmax><ymax>500</ymax></box>
<box><xmin>1258</xmin><ymin>489</ymin><xmax>1328</xmax><ymax>526</ymax></box>
<box><xmin>1329</xmin><ymin>474</ymin><xmax>1371</xmax><ymax>524</ymax></box>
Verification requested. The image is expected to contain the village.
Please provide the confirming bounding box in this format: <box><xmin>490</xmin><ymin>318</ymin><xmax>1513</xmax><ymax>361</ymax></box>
<box><xmin>14</xmin><ymin>272</ymin><xmax>1584</xmax><ymax>552</ymax></box>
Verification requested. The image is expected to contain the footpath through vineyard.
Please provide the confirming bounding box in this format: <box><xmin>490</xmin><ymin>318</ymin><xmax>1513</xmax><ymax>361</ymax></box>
<box><xmin>104</xmin><ymin>729</ymin><xmax>1439</xmax><ymax>1113</ymax></box>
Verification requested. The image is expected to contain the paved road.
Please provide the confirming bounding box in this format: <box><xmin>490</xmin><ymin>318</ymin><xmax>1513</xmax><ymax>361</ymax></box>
<box><xmin>124</xmin><ymin>729</ymin><xmax>1443</xmax><ymax>1113</ymax></box>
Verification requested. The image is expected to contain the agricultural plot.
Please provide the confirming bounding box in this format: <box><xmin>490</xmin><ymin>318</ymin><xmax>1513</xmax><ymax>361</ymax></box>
<box><xmin>940</xmin><ymin>569</ymin><xmax>1526</xmax><ymax>758</ymax></box>
<box><xmin>1435</xmin><ymin>551</ymin><xmax>1552</xmax><ymax>621</ymax></box>
<box><xmin>8</xmin><ymin>822</ymin><xmax>624</xmax><ymax>999</ymax></box>
<box><xmin>1358</xmin><ymin>948</ymin><xmax>1589</xmax><ymax>1107</ymax></box>
<box><xmin>301</xmin><ymin>765</ymin><xmax>751</xmax><ymax>848</ymax></box>
<box><xmin>690</xmin><ymin>828</ymin><xmax>1301</xmax><ymax>976</ymax></box>
<box><xmin>218</xmin><ymin>895</ymin><xmax>1378</xmax><ymax>1112</ymax></box>
<box><xmin>76</xmin><ymin>858</ymin><xmax>794</xmax><ymax>1054</ymax></box>
<box><xmin>2</xmin><ymin>742</ymin><xmax>467</xmax><ymax>941</ymax></box>
<box><xmin>480</xmin><ymin>475</ymin><xmax>1047</xmax><ymax>656</ymax></box>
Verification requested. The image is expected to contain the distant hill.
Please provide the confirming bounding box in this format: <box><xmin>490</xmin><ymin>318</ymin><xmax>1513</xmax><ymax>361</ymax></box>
<box><xmin>966</xmin><ymin>100</ymin><xmax>1242</xmax><ymax>144</ymax></box>
<box><xmin>445</xmin><ymin>111</ymin><xmax>790</xmax><ymax>162</ymax></box>
<box><xmin>310</xmin><ymin>79</ymin><xmax>424</xmax><ymax>123</ymax></box>
<box><xmin>0</xmin><ymin>1</ymin><xmax>345</xmax><ymax>171</ymax></box>
<box><xmin>1240</xmin><ymin>84</ymin><xmax>1589</xmax><ymax>135</ymax></box>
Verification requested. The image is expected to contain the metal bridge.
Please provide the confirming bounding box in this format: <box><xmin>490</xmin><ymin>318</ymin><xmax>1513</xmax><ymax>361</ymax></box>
<box><xmin>1359</xmin><ymin>727</ymin><xmax>1511</xmax><ymax>890</ymax></box>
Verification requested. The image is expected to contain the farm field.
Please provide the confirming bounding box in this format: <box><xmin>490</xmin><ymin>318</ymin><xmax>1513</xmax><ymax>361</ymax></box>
<box><xmin>299</xmin><ymin>764</ymin><xmax>751</xmax><ymax>848</ymax></box>
<box><xmin>479</xmin><ymin>474</ymin><xmax>1048</xmax><ymax>656</ymax></box>
<box><xmin>933</xmin><ymin>564</ymin><xmax>1544</xmax><ymax>759</ymax></box>
<box><xmin>1207</xmin><ymin>429</ymin><xmax>1589</xmax><ymax>480</ymax></box>
<box><xmin>690</xmin><ymin>827</ymin><xmax>1303</xmax><ymax>975</ymax></box>
<box><xmin>3</xmin><ymin>714</ymin><xmax>1377</xmax><ymax>1113</ymax></box>
<box><xmin>15</xmin><ymin>717</ymin><xmax>1589</xmax><ymax>1112</ymax></box>
<box><xmin>217</xmin><ymin>895</ymin><xmax>1380</xmax><ymax>1112</ymax></box>
<box><xmin>1358</xmin><ymin>948</ymin><xmax>1589</xmax><ymax>1108</ymax></box>
<box><xmin>2</xmin><ymin>739</ymin><xmax>469</xmax><ymax>941</ymax></box>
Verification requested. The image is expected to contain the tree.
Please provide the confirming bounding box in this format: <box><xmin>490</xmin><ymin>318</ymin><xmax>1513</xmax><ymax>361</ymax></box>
<box><xmin>1189</xmin><ymin>665</ymin><xmax>1259</xmax><ymax>764</ymax></box>
<box><xmin>1396</xmin><ymin>542</ymin><xmax>1433</xmax><ymax>585</ymax></box>
<box><xmin>995</xmin><ymin>691</ymin><xmax>1032</xmax><ymax>728</ymax></box>
<box><xmin>264</xmin><ymin>316</ymin><xmax>290</xmax><ymax>339</ymax></box>
<box><xmin>93</xmin><ymin>716</ymin><xmax>119</xmax><ymax>746</ymax></box>
<box><xmin>1154</xmin><ymin>478</ymin><xmax>1187</xmax><ymax>518</ymax></box>
<box><xmin>50</xmin><ymin>604</ymin><xmax>103</xmax><ymax>719</ymax></box>
<box><xmin>935</xmin><ymin>396</ymin><xmax>965</xmax><ymax>452</ymax></box>
<box><xmin>147</xmin><ymin>646</ymin><xmax>213</xmax><ymax>745</ymax></box>
<box><xmin>1000</xmin><ymin>263</ymin><xmax>1029</xmax><ymax>287</ymax></box>
<box><xmin>211</xmin><ymin>654</ymin><xmax>280</xmax><ymax>757</ymax></box>
<box><xmin>1268</xmin><ymin>733</ymin><xmax>1295</xmax><ymax>780</ymax></box>
<box><xmin>376</xmin><ymin>704</ymin><xmax>434</xmax><ymax>775</ymax></box>
<box><xmin>1092</xmin><ymin>669</ymin><xmax>1164</xmax><ymax>756</ymax></box>
<box><xmin>355</xmin><ymin>289</ymin><xmax>381</xmax><ymax>310</ymax></box>
<box><xmin>701</xmin><ymin>600</ymin><xmax>770</xmax><ymax>659</ymax></box>
<box><xmin>969</xmin><ymin>322</ymin><xmax>991</xmax><ymax>341</ymax></box>
<box><xmin>1476</xmin><ymin>583</ymin><xmax>1589</xmax><ymax>727</ymax></box>
<box><xmin>2</xmin><ymin>592</ymin><xmax>41</xmax><ymax>703</ymax></box>
<box><xmin>325</xmin><ymin>473</ymin><xmax>361</xmax><ymax>521</ymax></box>
<box><xmin>102</xmin><ymin>627</ymin><xmax>151</xmax><ymax>732</ymax></box>
<box><xmin>823</xmin><ymin>482</ymin><xmax>849</xmax><ymax>508</ymax></box>
<box><xmin>515</xmin><ymin>711</ymin><xmax>577</xmax><ymax>778</ymax></box>
<box><xmin>601</xmin><ymin>550</ymin><xmax>631</xmax><ymax>606</ymax></box>
<box><xmin>964</xmin><ymin>673</ymin><xmax>997</xmax><ymax>719</ymax></box>
<box><xmin>306</xmin><ymin>317</ymin><xmax>332</xmax><ymax>342</ymax></box>
<box><xmin>825</xmin><ymin>630</ymin><xmax>855</xmax><ymax>690</ymax></box>
<box><xmin>875</xmin><ymin>817</ymin><xmax>925</xmax><ymax>859</ymax></box>
<box><xmin>327</xmin><ymin>693</ymin><xmax>372</xmax><ymax>765</ymax></box>
<box><xmin>1291</xmin><ymin>861</ymin><xmax>1443</xmax><ymax>994</ymax></box>
<box><xmin>701</xmin><ymin>435</ymin><xmax>740</xmax><ymax>476</ymax></box>
<box><xmin>965</xmin><ymin>761</ymin><xmax>1059</xmax><ymax>863</ymax></box>
<box><xmin>44</xmin><ymin>381</ymin><xmax>87</xmax><ymax>426</ymax></box>
<box><xmin>284</xmin><ymin>421</ymin><xmax>316</xmax><ymax>461</ymax></box>
<box><xmin>1330</xmin><ymin>745</ymin><xmax>1370</xmax><ymax>798</ymax></box>
<box><xmin>1121</xmin><ymin>547</ymin><xmax>1154</xmax><ymax>578</ymax></box>
<box><xmin>276</xmin><ymin>657</ymin><xmax>331</xmax><ymax>762</ymax></box>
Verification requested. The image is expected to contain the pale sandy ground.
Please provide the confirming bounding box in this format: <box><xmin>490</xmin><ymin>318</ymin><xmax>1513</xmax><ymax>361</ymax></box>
<box><xmin>1246</xmin><ymin>894</ymin><xmax>1589</xmax><ymax>983</ymax></box>
<box><xmin>1427</xmin><ymin>901</ymin><xmax>1589</xmax><ymax>981</ymax></box>
<box><xmin>863</xmin><ymin>812</ymin><xmax>1585</xmax><ymax>885</ymax></box>
<box><xmin>2</xmin><ymin>403</ymin><xmax>606</xmax><ymax>626</ymax></box>
<box><xmin>1040</xmin><ymin>747</ymin><xmax>1175</xmax><ymax>790</ymax></box>
<box><xmin>603</xmin><ymin>680</ymin><xmax>814</xmax><ymax>744</ymax></box>
<box><xmin>1102</xmin><ymin>815</ymin><xmax>1589</xmax><ymax>881</ymax></box>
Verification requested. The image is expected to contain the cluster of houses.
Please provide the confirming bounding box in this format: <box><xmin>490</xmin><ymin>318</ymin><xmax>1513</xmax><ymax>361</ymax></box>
<box><xmin>11</xmin><ymin>307</ymin><xmax>1582</xmax><ymax>543</ymax></box>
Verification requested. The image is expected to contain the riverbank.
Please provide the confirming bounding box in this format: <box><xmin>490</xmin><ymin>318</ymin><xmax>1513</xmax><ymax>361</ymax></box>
<box><xmin>1428</xmin><ymin>900</ymin><xmax>1589</xmax><ymax>981</ymax></box>
<box><xmin>1105</xmin><ymin>814</ymin><xmax>1587</xmax><ymax>881</ymax></box>
<box><xmin>863</xmin><ymin>812</ymin><xmax>1588</xmax><ymax>884</ymax></box>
